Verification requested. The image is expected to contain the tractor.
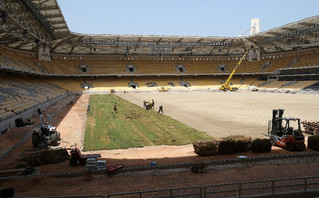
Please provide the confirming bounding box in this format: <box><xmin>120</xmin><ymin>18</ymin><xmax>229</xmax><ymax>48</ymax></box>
<box><xmin>268</xmin><ymin>109</ymin><xmax>305</xmax><ymax>151</ymax></box>
<box><xmin>32</xmin><ymin>114</ymin><xmax>61</xmax><ymax>148</ymax></box>
<box><xmin>143</xmin><ymin>100</ymin><xmax>154</xmax><ymax>110</ymax></box>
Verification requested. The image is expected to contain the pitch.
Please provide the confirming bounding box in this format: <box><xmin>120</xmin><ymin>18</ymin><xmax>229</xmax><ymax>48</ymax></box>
<box><xmin>117</xmin><ymin>91</ymin><xmax>319</xmax><ymax>138</ymax></box>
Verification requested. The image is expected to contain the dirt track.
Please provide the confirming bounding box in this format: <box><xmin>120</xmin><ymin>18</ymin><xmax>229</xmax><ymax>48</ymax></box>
<box><xmin>117</xmin><ymin>91</ymin><xmax>319</xmax><ymax>138</ymax></box>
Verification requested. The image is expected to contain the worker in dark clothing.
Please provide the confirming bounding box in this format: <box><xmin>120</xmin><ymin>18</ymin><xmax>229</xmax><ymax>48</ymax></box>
<box><xmin>158</xmin><ymin>105</ymin><xmax>163</xmax><ymax>114</ymax></box>
<box><xmin>87</xmin><ymin>104</ymin><xmax>90</xmax><ymax>113</ymax></box>
<box><xmin>152</xmin><ymin>99</ymin><xmax>155</xmax><ymax>109</ymax></box>
<box><xmin>113</xmin><ymin>102</ymin><xmax>117</xmax><ymax>113</ymax></box>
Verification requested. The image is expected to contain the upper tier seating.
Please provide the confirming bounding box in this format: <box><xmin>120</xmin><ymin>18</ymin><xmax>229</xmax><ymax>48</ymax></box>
<box><xmin>2</xmin><ymin>46</ymin><xmax>319</xmax><ymax>76</ymax></box>
<box><xmin>0</xmin><ymin>75</ymin><xmax>66</xmax><ymax>121</ymax></box>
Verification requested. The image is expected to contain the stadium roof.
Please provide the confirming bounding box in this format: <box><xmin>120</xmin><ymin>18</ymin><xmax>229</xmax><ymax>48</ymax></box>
<box><xmin>1</xmin><ymin>0</ymin><xmax>319</xmax><ymax>56</ymax></box>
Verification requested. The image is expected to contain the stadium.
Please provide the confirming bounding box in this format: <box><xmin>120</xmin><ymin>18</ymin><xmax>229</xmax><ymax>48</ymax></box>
<box><xmin>1</xmin><ymin>0</ymin><xmax>319</xmax><ymax>197</ymax></box>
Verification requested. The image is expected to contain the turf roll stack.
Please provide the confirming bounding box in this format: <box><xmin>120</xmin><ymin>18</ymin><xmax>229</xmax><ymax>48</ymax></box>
<box><xmin>251</xmin><ymin>138</ymin><xmax>272</xmax><ymax>153</ymax></box>
<box><xmin>233</xmin><ymin>135</ymin><xmax>252</xmax><ymax>153</ymax></box>
<box><xmin>193</xmin><ymin>139</ymin><xmax>218</xmax><ymax>156</ymax></box>
<box><xmin>308</xmin><ymin>135</ymin><xmax>319</xmax><ymax>151</ymax></box>
<box><xmin>217</xmin><ymin>137</ymin><xmax>237</xmax><ymax>155</ymax></box>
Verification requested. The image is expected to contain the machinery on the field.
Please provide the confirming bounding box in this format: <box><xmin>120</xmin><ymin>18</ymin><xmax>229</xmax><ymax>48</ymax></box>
<box><xmin>268</xmin><ymin>109</ymin><xmax>305</xmax><ymax>151</ymax></box>
<box><xmin>32</xmin><ymin>114</ymin><xmax>61</xmax><ymax>148</ymax></box>
<box><xmin>159</xmin><ymin>86</ymin><xmax>169</xmax><ymax>92</ymax></box>
<box><xmin>219</xmin><ymin>52</ymin><xmax>248</xmax><ymax>91</ymax></box>
<box><xmin>144</xmin><ymin>101</ymin><xmax>154</xmax><ymax>110</ymax></box>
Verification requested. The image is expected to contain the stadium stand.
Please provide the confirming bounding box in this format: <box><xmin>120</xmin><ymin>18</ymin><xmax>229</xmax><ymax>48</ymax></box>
<box><xmin>0</xmin><ymin>0</ymin><xmax>319</xmax><ymax>133</ymax></box>
<box><xmin>0</xmin><ymin>73</ymin><xmax>66</xmax><ymax>121</ymax></box>
<box><xmin>1</xmin><ymin>1</ymin><xmax>319</xmax><ymax>197</ymax></box>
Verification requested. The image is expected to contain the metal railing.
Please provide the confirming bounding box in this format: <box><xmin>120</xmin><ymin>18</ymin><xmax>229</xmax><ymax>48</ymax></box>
<box><xmin>107</xmin><ymin>175</ymin><xmax>319</xmax><ymax>198</ymax></box>
<box><xmin>204</xmin><ymin>175</ymin><xmax>319</xmax><ymax>197</ymax></box>
<box><xmin>44</xmin><ymin>195</ymin><xmax>104</xmax><ymax>198</ymax></box>
<box><xmin>107</xmin><ymin>186</ymin><xmax>202</xmax><ymax>198</ymax></box>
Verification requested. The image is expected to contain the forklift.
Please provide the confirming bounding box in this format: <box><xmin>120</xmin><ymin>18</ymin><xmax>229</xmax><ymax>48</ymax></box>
<box><xmin>32</xmin><ymin>114</ymin><xmax>61</xmax><ymax>148</ymax></box>
<box><xmin>268</xmin><ymin>109</ymin><xmax>305</xmax><ymax>151</ymax></box>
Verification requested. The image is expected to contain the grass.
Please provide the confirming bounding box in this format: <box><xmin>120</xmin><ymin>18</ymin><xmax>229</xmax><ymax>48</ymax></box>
<box><xmin>83</xmin><ymin>94</ymin><xmax>211</xmax><ymax>151</ymax></box>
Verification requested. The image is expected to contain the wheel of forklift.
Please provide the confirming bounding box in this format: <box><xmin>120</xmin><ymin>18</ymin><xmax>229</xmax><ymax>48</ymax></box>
<box><xmin>295</xmin><ymin>143</ymin><xmax>306</xmax><ymax>151</ymax></box>
<box><xmin>32</xmin><ymin>133</ymin><xmax>40</xmax><ymax>148</ymax></box>
<box><xmin>286</xmin><ymin>142</ymin><xmax>295</xmax><ymax>151</ymax></box>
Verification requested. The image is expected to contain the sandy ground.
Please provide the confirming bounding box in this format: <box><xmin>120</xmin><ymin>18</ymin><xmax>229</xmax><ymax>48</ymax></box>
<box><xmin>1</xmin><ymin>91</ymin><xmax>319</xmax><ymax>197</ymax></box>
<box><xmin>57</xmin><ymin>94</ymin><xmax>89</xmax><ymax>150</ymax></box>
<box><xmin>117</xmin><ymin>90</ymin><xmax>319</xmax><ymax>138</ymax></box>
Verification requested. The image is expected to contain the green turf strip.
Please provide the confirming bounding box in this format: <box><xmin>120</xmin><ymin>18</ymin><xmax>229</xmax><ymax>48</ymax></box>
<box><xmin>83</xmin><ymin>94</ymin><xmax>211</xmax><ymax>151</ymax></box>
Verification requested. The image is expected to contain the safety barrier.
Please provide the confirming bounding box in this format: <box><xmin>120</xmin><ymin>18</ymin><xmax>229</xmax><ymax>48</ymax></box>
<box><xmin>107</xmin><ymin>175</ymin><xmax>319</xmax><ymax>198</ymax></box>
<box><xmin>44</xmin><ymin>195</ymin><xmax>104</xmax><ymax>198</ymax></box>
<box><xmin>107</xmin><ymin>186</ymin><xmax>202</xmax><ymax>198</ymax></box>
<box><xmin>204</xmin><ymin>175</ymin><xmax>319</xmax><ymax>197</ymax></box>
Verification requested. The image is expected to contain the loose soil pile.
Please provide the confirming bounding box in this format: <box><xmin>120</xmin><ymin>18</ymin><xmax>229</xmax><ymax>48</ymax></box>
<box><xmin>118</xmin><ymin>91</ymin><xmax>319</xmax><ymax>138</ymax></box>
<box><xmin>308</xmin><ymin>135</ymin><xmax>319</xmax><ymax>151</ymax></box>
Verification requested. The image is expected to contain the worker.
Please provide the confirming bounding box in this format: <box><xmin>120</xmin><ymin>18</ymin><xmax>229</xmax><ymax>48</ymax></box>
<box><xmin>152</xmin><ymin>99</ymin><xmax>155</xmax><ymax>109</ymax></box>
<box><xmin>87</xmin><ymin>104</ymin><xmax>90</xmax><ymax>113</ymax></box>
<box><xmin>158</xmin><ymin>105</ymin><xmax>163</xmax><ymax>114</ymax></box>
<box><xmin>113</xmin><ymin>102</ymin><xmax>117</xmax><ymax>113</ymax></box>
<box><xmin>143</xmin><ymin>100</ymin><xmax>146</xmax><ymax>109</ymax></box>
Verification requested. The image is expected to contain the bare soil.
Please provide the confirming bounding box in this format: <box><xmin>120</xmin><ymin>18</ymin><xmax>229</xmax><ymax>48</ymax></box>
<box><xmin>0</xmin><ymin>91</ymin><xmax>319</xmax><ymax>197</ymax></box>
<box><xmin>117</xmin><ymin>91</ymin><xmax>319</xmax><ymax>138</ymax></box>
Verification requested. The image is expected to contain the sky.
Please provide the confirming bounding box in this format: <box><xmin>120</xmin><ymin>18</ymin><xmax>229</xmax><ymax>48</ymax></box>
<box><xmin>57</xmin><ymin>0</ymin><xmax>319</xmax><ymax>37</ymax></box>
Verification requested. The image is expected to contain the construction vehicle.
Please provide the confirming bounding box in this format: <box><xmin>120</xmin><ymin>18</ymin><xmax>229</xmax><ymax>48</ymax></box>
<box><xmin>219</xmin><ymin>52</ymin><xmax>248</xmax><ymax>91</ymax></box>
<box><xmin>159</xmin><ymin>86</ymin><xmax>169</xmax><ymax>92</ymax></box>
<box><xmin>143</xmin><ymin>101</ymin><xmax>154</xmax><ymax>110</ymax></box>
<box><xmin>32</xmin><ymin>114</ymin><xmax>61</xmax><ymax>148</ymax></box>
<box><xmin>268</xmin><ymin>109</ymin><xmax>305</xmax><ymax>151</ymax></box>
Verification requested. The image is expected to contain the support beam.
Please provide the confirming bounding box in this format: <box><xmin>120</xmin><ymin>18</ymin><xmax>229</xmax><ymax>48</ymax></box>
<box><xmin>34</xmin><ymin>0</ymin><xmax>51</xmax><ymax>8</ymax></box>
<box><xmin>245</xmin><ymin>38</ymin><xmax>266</xmax><ymax>54</ymax></box>
<box><xmin>20</xmin><ymin>0</ymin><xmax>56</xmax><ymax>39</ymax></box>
<box><xmin>50</xmin><ymin>35</ymin><xmax>73</xmax><ymax>52</ymax></box>
<box><xmin>50</xmin><ymin>20</ymin><xmax>66</xmax><ymax>25</ymax></box>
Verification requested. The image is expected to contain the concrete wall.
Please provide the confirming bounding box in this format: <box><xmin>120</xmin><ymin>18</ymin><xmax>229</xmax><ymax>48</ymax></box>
<box><xmin>0</xmin><ymin>93</ymin><xmax>68</xmax><ymax>135</ymax></box>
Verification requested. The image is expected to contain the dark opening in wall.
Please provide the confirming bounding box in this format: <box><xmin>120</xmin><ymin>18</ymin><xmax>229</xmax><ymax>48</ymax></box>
<box><xmin>218</xmin><ymin>64</ymin><xmax>227</xmax><ymax>72</ymax></box>
<box><xmin>79</xmin><ymin>64</ymin><xmax>88</xmax><ymax>73</ymax></box>
<box><xmin>126</xmin><ymin>64</ymin><xmax>137</xmax><ymax>73</ymax></box>
<box><xmin>128</xmin><ymin>81</ymin><xmax>139</xmax><ymax>88</ymax></box>
<box><xmin>176</xmin><ymin>64</ymin><xmax>186</xmax><ymax>73</ymax></box>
